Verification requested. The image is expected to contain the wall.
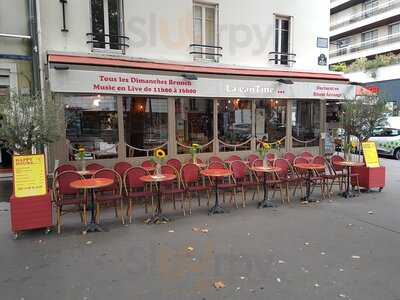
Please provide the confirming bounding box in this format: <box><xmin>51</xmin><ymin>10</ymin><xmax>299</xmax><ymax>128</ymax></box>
<box><xmin>39</xmin><ymin>0</ymin><xmax>330</xmax><ymax>72</ymax></box>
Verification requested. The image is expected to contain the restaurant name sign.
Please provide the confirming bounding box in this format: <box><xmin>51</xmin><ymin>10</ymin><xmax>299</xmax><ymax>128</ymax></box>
<box><xmin>49</xmin><ymin>69</ymin><xmax>355</xmax><ymax>99</ymax></box>
<box><xmin>13</xmin><ymin>154</ymin><xmax>47</xmax><ymax>198</ymax></box>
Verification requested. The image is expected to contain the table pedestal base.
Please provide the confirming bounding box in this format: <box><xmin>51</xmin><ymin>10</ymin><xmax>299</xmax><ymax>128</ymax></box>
<box><xmin>341</xmin><ymin>190</ymin><xmax>357</xmax><ymax>199</ymax></box>
<box><xmin>145</xmin><ymin>214</ymin><xmax>170</xmax><ymax>224</ymax></box>
<box><xmin>208</xmin><ymin>204</ymin><xmax>225</xmax><ymax>215</ymax></box>
<box><xmin>258</xmin><ymin>199</ymin><xmax>275</xmax><ymax>208</ymax></box>
<box><xmin>83</xmin><ymin>223</ymin><xmax>105</xmax><ymax>233</ymax></box>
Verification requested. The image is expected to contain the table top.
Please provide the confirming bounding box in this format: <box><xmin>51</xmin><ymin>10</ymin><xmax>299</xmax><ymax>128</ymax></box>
<box><xmin>70</xmin><ymin>178</ymin><xmax>114</xmax><ymax>189</ymax></box>
<box><xmin>140</xmin><ymin>173</ymin><xmax>176</xmax><ymax>183</ymax></box>
<box><xmin>251</xmin><ymin>166</ymin><xmax>281</xmax><ymax>173</ymax></box>
<box><xmin>294</xmin><ymin>163</ymin><xmax>325</xmax><ymax>170</ymax></box>
<box><xmin>334</xmin><ymin>161</ymin><xmax>365</xmax><ymax>167</ymax></box>
<box><xmin>201</xmin><ymin>169</ymin><xmax>233</xmax><ymax>177</ymax></box>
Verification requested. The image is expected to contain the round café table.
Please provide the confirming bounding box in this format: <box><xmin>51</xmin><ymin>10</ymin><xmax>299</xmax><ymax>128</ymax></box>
<box><xmin>140</xmin><ymin>173</ymin><xmax>176</xmax><ymax>224</ymax></box>
<box><xmin>294</xmin><ymin>163</ymin><xmax>325</xmax><ymax>203</ymax></box>
<box><xmin>334</xmin><ymin>161</ymin><xmax>364</xmax><ymax>198</ymax></box>
<box><xmin>201</xmin><ymin>168</ymin><xmax>233</xmax><ymax>215</ymax></box>
<box><xmin>251</xmin><ymin>166</ymin><xmax>281</xmax><ymax>208</ymax></box>
<box><xmin>70</xmin><ymin>178</ymin><xmax>114</xmax><ymax>233</ymax></box>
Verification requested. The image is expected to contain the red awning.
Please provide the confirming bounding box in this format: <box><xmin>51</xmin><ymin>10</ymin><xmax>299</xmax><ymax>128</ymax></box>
<box><xmin>48</xmin><ymin>54</ymin><xmax>348</xmax><ymax>82</ymax></box>
<box><xmin>356</xmin><ymin>85</ymin><xmax>377</xmax><ymax>96</ymax></box>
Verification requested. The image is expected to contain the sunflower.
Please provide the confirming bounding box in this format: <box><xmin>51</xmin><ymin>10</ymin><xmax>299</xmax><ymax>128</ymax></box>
<box><xmin>263</xmin><ymin>143</ymin><xmax>271</xmax><ymax>150</ymax></box>
<box><xmin>192</xmin><ymin>143</ymin><xmax>200</xmax><ymax>149</ymax></box>
<box><xmin>155</xmin><ymin>149</ymin><xmax>166</xmax><ymax>160</ymax></box>
<box><xmin>78</xmin><ymin>147</ymin><xmax>85</xmax><ymax>153</ymax></box>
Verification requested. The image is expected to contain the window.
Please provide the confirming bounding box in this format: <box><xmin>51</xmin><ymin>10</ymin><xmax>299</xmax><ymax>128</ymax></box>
<box><xmin>64</xmin><ymin>95</ymin><xmax>118</xmax><ymax>160</ymax></box>
<box><xmin>292</xmin><ymin>100</ymin><xmax>320</xmax><ymax>147</ymax></box>
<box><xmin>274</xmin><ymin>16</ymin><xmax>291</xmax><ymax>65</ymax></box>
<box><xmin>218</xmin><ymin>99</ymin><xmax>252</xmax><ymax>152</ymax></box>
<box><xmin>389</xmin><ymin>22</ymin><xmax>400</xmax><ymax>35</ymax></box>
<box><xmin>337</xmin><ymin>37</ymin><xmax>351</xmax><ymax>55</ymax></box>
<box><xmin>361</xmin><ymin>29</ymin><xmax>378</xmax><ymax>48</ymax></box>
<box><xmin>90</xmin><ymin>0</ymin><xmax>123</xmax><ymax>50</ymax></box>
<box><xmin>123</xmin><ymin>97</ymin><xmax>168</xmax><ymax>157</ymax></box>
<box><xmin>255</xmin><ymin>99</ymin><xmax>287</xmax><ymax>147</ymax></box>
<box><xmin>363</xmin><ymin>0</ymin><xmax>378</xmax><ymax>17</ymax></box>
<box><xmin>193</xmin><ymin>3</ymin><xmax>219</xmax><ymax>60</ymax></box>
<box><xmin>176</xmin><ymin>98</ymin><xmax>213</xmax><ymax>154</ymax></box>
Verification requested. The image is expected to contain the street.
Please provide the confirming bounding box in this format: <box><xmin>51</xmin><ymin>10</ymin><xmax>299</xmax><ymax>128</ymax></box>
<box><xmin>1</xmin><ymin>158</ymin><xmax>400</xmax><ymax>300</ymax></box>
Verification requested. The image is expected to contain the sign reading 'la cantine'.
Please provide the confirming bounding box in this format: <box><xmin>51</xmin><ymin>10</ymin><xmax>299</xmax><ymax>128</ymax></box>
<box><xmin>49</xmin><ymin>69</ymin><xmax>356</xmax><ymax>100</ymax></box>
<box><xmin>13</xmin><ymin>154</ymin><xmax>47</xmax><ymax>198</ymax></box>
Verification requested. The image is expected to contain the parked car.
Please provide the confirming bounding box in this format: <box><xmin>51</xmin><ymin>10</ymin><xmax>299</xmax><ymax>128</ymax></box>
<box><xmin>368</xmin><ymin>128</ymin><xmax>400</xmax><ymax>160</ymax></box>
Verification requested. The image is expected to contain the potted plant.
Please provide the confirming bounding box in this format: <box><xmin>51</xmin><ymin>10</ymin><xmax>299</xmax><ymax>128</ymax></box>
<box><xmin>150</xmin><ymin>148</ymin><xmax>166</xmax><ymax>176</ymax></box>
<box><xmin>257</xmin><ymin>142</ymin><xmax>271</xmax><ymax>168</ymax></box>
<box><xmin>189</xmin><ymin>143</ymin><xmax>200</xmax><ymax>163</ymax></box>
<box><xmin>0</xmin><ymin>92</ymin><xmax>60</xmax><ymax>237</ymax></box>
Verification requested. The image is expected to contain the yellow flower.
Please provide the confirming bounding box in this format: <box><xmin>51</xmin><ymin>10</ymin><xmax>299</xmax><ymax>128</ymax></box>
<box><xmin>263</xmin><ymin>143</ymin><xmax>270</xmax><ymax>150</ymax></box>
<box><xmin>351</xmin><ymin>141</ymin><xmax>357</xmax><ymax>148</ymax></box>
<box><xmin>192</xmin><ymin>143</ymin><xmax>200</xmax><ymax>148</ymax></box>
<box><xmin>78</xmin><ymin>147</ymin><xmax>85</xmax><ymax>153</ymax></box>
<box><xmin>155</xmin><ymin>149</ymin><xmax>166</xmax><ymax>159</ymax></box>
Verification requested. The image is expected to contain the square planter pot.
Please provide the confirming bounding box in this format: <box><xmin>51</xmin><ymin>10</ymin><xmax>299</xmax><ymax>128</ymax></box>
<box><xmin>10</xmin><ymin>192</ymin><xmax>53</xmax><ymax>238</ymax></box>
<box><xmin>351</xmin><ymin>166</ymin><xmax>385</xmax><ymax>191</ymax></box>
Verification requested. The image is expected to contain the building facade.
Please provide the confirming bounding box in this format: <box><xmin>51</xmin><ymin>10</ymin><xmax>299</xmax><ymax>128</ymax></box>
<box><xmin>32</xmin><ymin>0</ymin><xmax>354</xmax><ymax>169</ymax></box>
<box><xmin>330</xmin><ymin>0</ymin><xmax>400</xmax><ymax>112</ymax></box>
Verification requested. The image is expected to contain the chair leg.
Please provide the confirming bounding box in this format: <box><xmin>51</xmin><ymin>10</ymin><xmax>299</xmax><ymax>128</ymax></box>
<box><xmin>127</xmin><ymin>199</ymin><xmax>133</xmax><ymax>224</ymax></box>
<box><xmin>57</xmin><ymin>206</ymin><xmax>61</xmax><ymax>234</ymax></box>
<box><xmin>242</xmin><ymin>186</ymin><xmax>246</xmax><ymax>208</ymax></box>
<box><xmin>173</xmin><ymin>194</ymin><xmax>176</xmax><ymax>210</ymax></box>
<box><xmin>96</xmin><ymin>203</ymin><xmax>100</xmax><ymax>224</ymax></box>
<box><xmin>83</xmin><ymin>204</ymin><xmax>87</xmax><ymax>226</ymax></box>
<box><xmin>286</xmin><ymin>183</ymin><xmax>290</xmax><ymax>203</ymax></box>
<box><xmin>279</xmin><ymin>185</ymin><xmax>285</xmax><ymax>205</ymax></box>
<box><xmin>188</xmin><ymin>192</ymin><xmax>192</xmax><ymax>215</ymax></box>
<box><xmin>197</xmin><ymin>191</ymin><xmax>201</xmax><ymax>207</ymax></box>
<box><xmin>120</xmin><ymin>200</ymin><xmax>125</xmax><ymax>225</ymax></box>
<box><xmin>181</xmin><ymin>193</ymin><xmax>186</xmax><ymax>216</ymax></box>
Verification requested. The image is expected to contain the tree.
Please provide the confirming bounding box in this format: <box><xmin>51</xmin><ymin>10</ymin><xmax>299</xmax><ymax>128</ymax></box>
<box><xmin>0</xmin><ymin>93</ymin><xmax>61</xmax><ymax>155</ymax></box>
<box><xmin>340</xmin><ymin>94</ymin><xmax>389</xmax><ymax>158</ymax></box>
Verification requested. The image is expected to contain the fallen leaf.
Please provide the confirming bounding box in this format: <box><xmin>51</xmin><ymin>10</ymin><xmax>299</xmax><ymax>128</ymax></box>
<box><xmin>200</xmin><ymin>228</ymin><xmax>209</xmax><ymax>233</ymax></box>
<box><xmin>368</xmin><ymin>211</ymin><xmax>374</xmax><ymax>215</ymax></box>
<box><xmin>192</xmin><ymin>258</ymin><xmax>197</xmax><ymax>262</ymax></box>
<box><xmin>339</xmin><ymin>268</ymin><xmax>344</xmax><ymax>272</ymax></box>
<box><xmin>339</xmin><ymin>294</ymin><xmax>347</xmax><ymax>298</ymax></box>
<box><xmin>25</xmin><ymin>266</ymin><xmax>30</xmax><ymax>270</ymax></box>
<box><xmin>276</xmin><ymin>278</ymin><xmax>281</xmax><ymax>283</ymax></box>
<box><xmin>213</xmin><ymin>281</ymin><xmax>226</xmax><ymax>289</ymax></box>
<box><xmin>186</xmin><ymin>246</ymin><xmax>194</xmax><ymax>253</ymax></box>
<box><xmin>352</xmin><ymin>255</ymin><xmax>360</xmax><ymax>259</ymax></box>
<box><xmin>304</xmin><ymin>242</ymin><xmax>311</xmax><ymax>246</ymax></box>
<box><xmin>168</xmin><ymin>230</ymin><xmax>175</xmax><ymax>233</ymax></box>
<box><xmin>240</xmin><ymin>276</ymin><xmax>246</xmax><ymax>280</ymax></box>
<box><xmin>192</xmin><ymin>227</ymin><xmax>200</xmax><ymax>232</ymax></box>
<box><xmin>86</xmin><ymin>241</ymin><xmax>93</xmax><ymax>245</ymax></box>
<box><xmin>278</xmin><ymin>260</ymin><xmax>286</xmax><ymax>264</ymax></box>
<box><xmin>321</xmin><ymin>252</ymin><xmax>326</xmax><ymax>256</ymax></box>
<box><xmin>235</xmin><ymin>287</ymin><xmax>241</xmax><ymax>291</ymax></box>
<box><xmin>314</xmin><ymin>283</ymin><xmax>320</xmax><ymax>288</ymax></box>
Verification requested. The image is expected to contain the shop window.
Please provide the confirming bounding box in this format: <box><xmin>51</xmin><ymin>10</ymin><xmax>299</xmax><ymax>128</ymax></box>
<box><xmin>255</xmin><ymin>99</ymin><xmax>286</xmax><ymax>148</ymax></box>
<box><xmin>90</xmin><ymin>0</ymin><xmax>124</xmax><ymax>50</ymax></box>
<box><xmin>64</xmin><ymin>95</ymin><xmax>118</xmax><ymax>160</ymax></box>
<box><xmin>292</xmin><ymin>100</ymin><xmax>320</xmax><ymax>147</ymax></box>
<box><xmin>123</xmin><ymin>97</ymin><xmax>168</xmax><ymax>157</ymax></box>
<box><xmin>218</xmin><ymin>99</ymin><xmax>252</xmax><ymax>152</ymax></box>
<box><xmin>176</xmin><ymin>98</ymin><xmax>213</xmax><ymax>154</ymax></box>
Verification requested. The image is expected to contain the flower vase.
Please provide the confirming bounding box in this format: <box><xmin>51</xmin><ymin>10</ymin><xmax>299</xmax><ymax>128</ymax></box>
<box><xmin>263</xmin><ymin>158</ymin><xmax>268</xmax><ymax>169</ymax></box>
<box><xmin>192</xmin><ymin>154</ymin><xmax>197</xmax><ymax>164</ymax></box>
<box><xmin>81</xmin><ymin>159</ymin><xmax>86</xmax><ymax>171</ymax></box>
<box><xmin>155</xmin><ymin>163</ymin><xmax>162</xmax><ymax>176</ymax></box>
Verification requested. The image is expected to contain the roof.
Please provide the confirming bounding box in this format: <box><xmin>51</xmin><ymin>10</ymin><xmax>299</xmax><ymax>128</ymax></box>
<box><xmin>48</xmin><ymin>54</ymin><xmax>349</xmax><ymax>82</ymax></box>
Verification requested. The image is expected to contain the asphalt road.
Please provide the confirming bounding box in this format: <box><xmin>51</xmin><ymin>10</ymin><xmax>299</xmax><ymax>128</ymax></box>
<box><xmin>1</xmin><ymin>158</ymin><xmax>400</xmax><ymax>300</ymax></box>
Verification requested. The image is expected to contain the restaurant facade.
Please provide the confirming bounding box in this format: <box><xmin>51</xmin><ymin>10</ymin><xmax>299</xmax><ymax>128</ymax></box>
<box><xmin>47</xmin><ymin>53</ymin><xmax>355</xmax><ymax>169</ymax></box>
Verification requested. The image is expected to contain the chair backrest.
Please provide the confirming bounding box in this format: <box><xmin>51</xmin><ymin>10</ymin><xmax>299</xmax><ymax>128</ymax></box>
<box><xmin>124</xmin><ymin>167</ymin><xmax>149</xmax><ymax>190</ymax></box>
<box><xmin>114</xmin><ymin>162</ymin><xmax>133</xmax><ymax>177</ymax></box>
<box><xmin>93</xmin><ymin>168</ymin><xmax>122</xmax><ymax>193</ymax></box>
<box><xmin>246</xmin><ymin>154</ymin><xmax>258</xmax><ymax>166</ymax></box>
<box><xmin>300</xmin><ymin>151</ymin><xmax>313</xmax><ymax>158</ymax></box>
<box><xmin>86</xmin><ymin>163</ymin><xmax>105</xmax><ymax>171</ymax></box>
<box><xmin>209</xmin><ymin>156</ymin><xmax>223</xmax><ymax>164</ymax></box>
<box><xmin>266</xmin><ymin>153</ymin><xmax>276</xmax><ymax>160</ymax></box>
<box><xmin>208</xmin><ymin>161</ymin><xmax>226</xmax><ymax>170</ymax></box>
<box><xmin>226</xmin><ymin>155</ymin><xmax>241</xmax><ymax>162</ymax></box>
<box><xmin>54</xmin><ymin>164</ymin><xmax>77</xmax><ymax>177</ymax></box>
<box><xmin>166</xmin><ymin>158</ymin><xmax>182</xmax><ymax>172</ymax></box>
<box><xmin>181</xmin><ymin>163</ymin><xmax>201</xmax><ymax>184</ymax></box>
<box><xmin>161</xmin><ymin>165</ymin><xmax>180</xmax><ymax>187</ymax></box>
<box><xmin>331</xmin><ymin>155</ymin><xmax>345</xmax><ymax>171</ymax></box>
<box><xmin>293</xmin><ymin>156</ymin><xmax>308</xmax><ymax>165</ymax></box>
<box><xmin>141</xmin><ymin>160</ymin><xmax>155</xmax><ymax>168</ymax></box>
<box><xmin>283</xmin><ymin>152</ymin><xmax>296</xmax><ymax>164</ymax></box>
<box><xmin>312</xmin><ymin>155</ymin><xmax>327</xmax><ymax>174</ymax></box>
<box><xmin>54</xmin><ymin>171</ymin><xmax>82</xmax><ymax>196</ymax></box>
<box><xmin>273</xmin><ymin>158</ymin><xmax>290</xmax><ymax>178</ymax></box>
<box><xmin>230</xmin><ymin>160</ymin><xmax>248</xmax><ymax>180</ymax></box>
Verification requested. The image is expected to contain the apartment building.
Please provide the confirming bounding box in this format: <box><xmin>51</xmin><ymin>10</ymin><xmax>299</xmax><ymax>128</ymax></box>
<box><xmin>330</xmin><ymin>0</ymin><xmax>400</xmax><ymax>111</ymax></box>
<box><xmin>23</xmin><ymin>0</ymin><xmax>354</xmax><ymax>168</ymax></box>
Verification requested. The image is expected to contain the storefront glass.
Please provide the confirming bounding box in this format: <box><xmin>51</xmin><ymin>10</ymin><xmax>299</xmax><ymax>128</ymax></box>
<box><xmin>64</xmin><ymin>95</ymin><xmax>118</xmax><ymax>160</ymax></box>
<box><xmin>218</xmin><ymin>99</ymin><xmax>252</xmax><ymax>152</ymax></box>
<box><xmin>123</xmin><ymin>97</ymin><xmax>168</xmax><ymax>157</ymax></box>
<box><xmin>255</xmin><ymin>99</ymin><xmax>287</xmax><ymax>148</ymax></box>
<box><xmin>292</xmin><ymin>100</ymin><xmax>320</xmax><ymax>147</ymax></box>
<box><xmin>175</xmin><ymin>98</ymin><xmax>214</xmax><ymax>154</ymax></box>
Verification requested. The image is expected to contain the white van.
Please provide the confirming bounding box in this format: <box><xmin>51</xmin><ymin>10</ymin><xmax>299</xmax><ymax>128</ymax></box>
<box><xmin>368</xmin><ymin>117</ymin><xmax>400</xmax><ymax>160</ymax></box>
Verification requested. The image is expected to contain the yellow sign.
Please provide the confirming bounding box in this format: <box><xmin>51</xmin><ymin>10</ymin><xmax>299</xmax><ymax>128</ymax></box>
<box><xmin>13</xmin><ymin>154</ymin><xmax>47</xmax><ymax>198</ymax></box>
<box><xmin>362</xmin><ymin>142</ymin><xmax>380</xmax><ymax>168</ymax></box>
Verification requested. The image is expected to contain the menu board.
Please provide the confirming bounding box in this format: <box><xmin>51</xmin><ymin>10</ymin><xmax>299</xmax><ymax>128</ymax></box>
<box><xmin>362</xmin><ymin>142</ymin><xmax>380</xmax><ymax>168</ymax></box>
<box><xmin>13</xmin><ymin>154</ymin><xmax>47</xmax><ymax>198</ymax></box>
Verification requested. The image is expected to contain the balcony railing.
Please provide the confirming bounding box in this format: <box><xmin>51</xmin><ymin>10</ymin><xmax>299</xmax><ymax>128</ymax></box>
<box><xmin>189</xmin><ymin>44</ymin><xmax>223</xmax><ymax>61</ymax></box>
<box><xmin>330</xmin><ymin>0</ymin><xmax>400</xmax><ymax>31</ymax></box>
<box><xmin>86</xmin><ymin>32</ymin><xmax>130</xmax><ymax>53</ymax></box>
<box><xmin>330</xmin><ymin>32</ymin><xmax>400</xmax><ymax>58</ymax></box>
<box><xmin>268</xmin><ymin>52</ymin><xmax>296</xmax><ymax>66</ymax></box>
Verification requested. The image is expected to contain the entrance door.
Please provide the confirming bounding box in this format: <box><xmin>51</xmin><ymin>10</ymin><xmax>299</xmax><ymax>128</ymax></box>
<box><xmin>0</xmin><ymin>84</ymin><xmax>12</xmax><ymax>170</ymax></box>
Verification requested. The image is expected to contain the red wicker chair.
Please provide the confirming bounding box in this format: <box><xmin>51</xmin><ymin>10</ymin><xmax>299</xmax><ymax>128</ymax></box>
<box><xmin>231</xmin><ymin>160</ymin><xmax>259</xmax><ymax>207</ymax></box>
<box><xmin>160</xmin><ymin>165</ymin><xmax>186</xmax><ymax>216</ymax></box>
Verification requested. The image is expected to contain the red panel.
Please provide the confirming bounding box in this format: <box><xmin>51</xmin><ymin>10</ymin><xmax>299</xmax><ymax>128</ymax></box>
<box><xmin>48</xmin><ymin>54</ymin><xmax>348</xmax><ymax>82</ymax></box>
<box><xmin>10</xmin><ymin>193</ymin><xmax>53</xmax><ymax>233</ymax></box>
<box><xmin>351</xmin><ymin>166</ymin><xmax>385</xmax><ymax>190</ymax></box>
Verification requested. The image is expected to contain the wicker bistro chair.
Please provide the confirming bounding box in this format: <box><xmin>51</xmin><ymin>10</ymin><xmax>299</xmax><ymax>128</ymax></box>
<box><xmin>300</xmin><ymin>151</ymin><xmax>313</xmax><ymax>159</ymax></box>
<box><xmin>283</xmin><ymin>152</ymin><xmax>296</xmax><ymax>165</ymax></box>
<box><xmin>53</xmin><ymin>171</ymin><xmax>87</xmax><ymax>234</ymax></box>
<box><xmin>93</xmin><ymin>169</ymin><xmax>125</xmax><ymax>225</ymax></box>
<box><xmin>274</xmin><ymin>158</ymin><xmax>305</xmax><ymax>204</ymax></box>
<box><xmin>330</xmin><ymin>155</ymin><xmax>361</xmax><ymax>195</ymax></box>
<box><xmin>54</xmin><ymin>164</ymin><xmax>77</xmax><ymax>177</ymax></box>
<box><xmin>310</xmin><ymin>156</ymin><xmax>330</xmax><ymax>199</ymax></box>
<box><xmin>124</xmin><ymin>167</ymin><xmax>155</xmax><ymax>223</ymax></box>
<box><xmin>160</xmin><ymin>165</ymin><xmax>186</xmax><ymax>216</ymax></box>
<box><xmin>86</xmin><ymin>163</ymin><xmax>105</xmax><ymax>171</ymax></box>
<box><xmin>180</xmin><ymin>163</ymin><xmax>211</xmax><ymax>215</ymax></box>
<box><xmin>246</xmin><ymin>154</ymin><xmax>258</xmax><ymax>167</ymax></box>
<box><xmin>226</xmin><ymin>155</ymin><xmax>241</xmax><ymax>163</ymax></box>
<box><xmin>166</xmin><ymin>158</ymin><xmax>182</xmax><ymax>173</ymax></box>
<box><xmin>207</xmin><ymin>162</ymin><xmax>238</xmax><ymax>208</ymax></box>
<box><xmin>114</xmin><ymin>162</ymin><xmax>133</xmax><ymax>178</ymax></box>
<box><xmin>230</xmin><ymin>160</ymin><xmax>260</xmax><ymax>207</ymax></box>
<box><xmin>141</xmin><ymin>160</ymin><xmax>155</xmax><ymax>168</ymax></box>
<box><xmin>252</xmin><ymin>159</ymin><xmax>284</xmax><ymax>204</ymax></box>
<box><xmin>209</xmin><ymin>156</ymin><xmax>224</xmax><ymax>164</ymax></box>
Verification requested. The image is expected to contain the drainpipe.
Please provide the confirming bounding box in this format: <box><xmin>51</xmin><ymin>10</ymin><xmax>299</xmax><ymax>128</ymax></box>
<box><xmin>28</xmin><ymin>0</ymin><xmax>40</xmax><ymax>95</ymax></box>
